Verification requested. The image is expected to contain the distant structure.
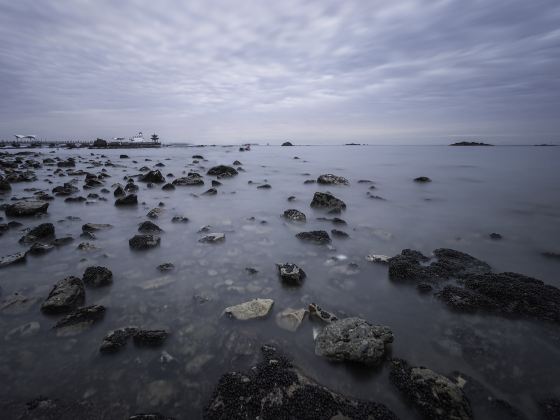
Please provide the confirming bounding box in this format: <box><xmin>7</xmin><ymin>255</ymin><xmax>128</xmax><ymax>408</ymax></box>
<box><xmin>150</xmin><ymin>134</ymin><xmax>159</xmax><ymax>143</ymax></box>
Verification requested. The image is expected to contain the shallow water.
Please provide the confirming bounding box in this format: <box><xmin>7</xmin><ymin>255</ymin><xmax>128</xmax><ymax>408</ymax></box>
<box><xmin>1</xmin><ymin>145</ymin><xmax>559</xmax><ymax>419</ymax></box>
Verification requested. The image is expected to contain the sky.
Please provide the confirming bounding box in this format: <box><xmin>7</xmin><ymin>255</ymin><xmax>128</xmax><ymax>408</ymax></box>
<box><xmin>0</xmin><ymin>0</ymin><xmax>559</xmax><ymax>144</ymax></box>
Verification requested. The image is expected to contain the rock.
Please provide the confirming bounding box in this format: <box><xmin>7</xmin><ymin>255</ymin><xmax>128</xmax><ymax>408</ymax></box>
<box><xmin>141</xmin><ymin>170</ymin><xmax>165</xmax><ymax>183</ymax></box>
<box><xmin>282</xmin><ymin>209</ymin><xmax>306</xmax><ymax>222</ymax></box>
<box><xmin>417</xmin><ymin>283</ymin><xmax>433</xmax><ymax>293</ymax></box>
<box><xmin>275</xmin><ymin>308</ymin><xmax>307</xmax><ymax>332</ymax></box>
<box><xmin>139</xmin><ymin>220</ymin><xmax>162</xmax><ymax>233</ymax></box>
<box><xmin>5</xmin><ymin>200</ymin><xmax>49</xmax><ymax>217</ymax></box>
<box><xmin>52</xmin><ymin>183</ymin><xmax>79</xmax><ymax>196</ymax></box>
<box><xmin>390</xmin><ymin>358</ymin><xmax>472</xmax><ymax>420</ymax></box>
<box><xmin>147</xmin><ymin>208</ymin><xmax>164</xmax><ymax>218</ymax></box>
<box><xmin>207</xmin><ymin>165</ymin><xmax>238</xmax><ymax>177</ymax></box>
<box><xmin>257</xmin><ymin>184</ymin><xmax>271</xmax><ymax>189</ymax></box>
<box><xmin>0</xmin><ymin>177</ymin><xmax>11</xmax><ymax>191</ymax></box>
<box><xmin>224</xmin><ymin>298</ymin><xmax>274</xmax><ymax>320</ymax></box>
<box><xmin>57</xmin><ymin>158</ymin><xmax>75</xmax><ymax>167</ymax></box>
<box><xmin>414</xmin><ymin>176</ymin><xmax>432</xmax><ymax>183</ymax></box>
<box><xmin>52</xmin><ymin>236</ymin><xmax>74</xmax><ymax>246</ymax></box>
<box><xmin>437</xmin><ymin>271</ymin><xmax>560</xmax><ymax>323</ymax></box>
<box><xmin>77</xmin><ymin>242</ymin><xmax>98</xmax><ymax>251</ymax></box>
<box><xmin>82</xmin><ymin>223</ymin><xmax>112</xmax><ymax>233</ymax></box>
<box><xmin>133</xmin><ymin>329</ymin><xmax>169</xmax><ymax>346</ymax></box>
<box><xmin>129</xmin><ymin>234</ymin><xmax>161</xmax><ymax>250</ymax></box>
<box><xmin>172</xmin><ymin>174</ymin><xmax>204</xmax><ymax>186</ymax></box>
<box><xmin>120</xmin><ymin>154</ymin><xmax>129</xmax><ymax>159</ymax></box>
<box><xmin>100</xmin><ymin>327</ymin><xmax>138</xmax><ymax>353</ymax></box>
<box><xmin>83</xmin><ymin>266</ymin><xmax>113</xmax><ymax>287</ymax></box>
<box><xmin>64</xmin><ymin>196</ymin><xmax>87</xmax><ymax>203</ymax></box>
<box><xmin>388</xmin><ymin>248</ymin><xmax>491</xmax><ymax>283</ymax></box>
<box><xmin>204</xmin><ymin>345</ymin><xmax>397</xmax><ymax>419</ymax></box>
<box><xmin>309</xmin><ymin>303</ymin><xmax>338</xmax><ymax>323</ymax></box>
<box><xmin>202</xmin><ymin>188</ymin><xmax>217</xmax><ymax>195</ymax></box>
<box><xmin>277</xmin><ymin>263</ymin><xmax>306</xmax><ymax>285</ymax></box>
<box><xmin>53</xmin><ymin>305</ymin><xmax>106</xmax><ymax>336</ymax></box>
<box><xmin>331</xmin><ymin>229</ymin><xmax>349</xmax><ymax>238</ymax></box>
<box><xmin>366</xmin><ymin>254</ymin><xmax>391</xmax><ymax>264</ymax></box>
<box><xmin>157</xmin><ymin>263</ymin><xmax>175</xmax><ymax>273</ymax></box>
<box><xmin>41</xmin><ymin>276</ymin><xmax>85</xmax><ymax>314</ymax></box>
<box><xmin>538</xmin><ymin>397</ymin><xmax>560</xmax><ymax>420</ymax></box>
<box><xmin>115</xmin><ymin>194</ymin><xmax>138</xmax><ymax>206</ymax></box>
<box><xmin>317</xmin><ymin>174</ymin><xmax>349</xmax><ymax>185</ymax></box>
<box><xmin>315</xmin><ymin>317</ymin><xmax>393</xmax><ymax>365</ymax></box>
<box><xmin>19</xmin><ymin>222</ymin><xmax>55</xmax><ymax>243</ymax></box>
<box><xmin>28</xmin><ymin>242</ymin><xmax>54</xmax><ymax>255</ymax></box>
<box><xmin>542</xmin><ymin>251</ymin><xmax>560</xmax><ymax>260</ymax></box>
<box><xmin>114</xmin><ymin>185</ymin><xmax>125</xmax><ymax>196</ymax></box>
<box><xmin>199</xmin><ymin>233</ymin><xmax>225</xmax><ymax>243</ymax></box>
<box><xmin>171</xmin><ymin>216</ymin><xmax>189</xmax><ymax>223</ymax></box>
<box><xmin>295</xmin><ymin>230</ymin><xmax>331</xmax><ymax>244</ymax></box>
<box><xmin>162</xmin><ymin>183</ymin><xmax>175</xmax><ymax>191</ymax></box>
<box><xmin>310</xmin><ymin>192</ymin><xmax>346</xmax><ymax>210</ymax></box>
<box><xmin>5</xmin><ymin>321</ymin><xmax>41</xmax><ymax>341</ymax></box>
<box><xmin>211</xmin><ymin>180</ymin><xmax>222</xmax><ymax>187</ymax></box>
<box><xmin>281</xmin><ymin>141</ymin><xmax>293</xmax><ymax>146</ymax></box>
<box><xmin>0</xmin><ymin>251</ymin><xmax>27</xmax><ymax>268</ymax></box>
<box><xmin>489</xmin><ymin>232</ymin><xmax>502</xmax><ymax>240</ymax></box>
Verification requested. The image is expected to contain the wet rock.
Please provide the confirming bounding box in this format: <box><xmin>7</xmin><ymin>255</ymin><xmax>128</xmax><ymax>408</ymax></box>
<box><xmin>100</xmin><ymin>327</ymin><xmax>138</xmax><ymax>353</ymax></box>
<box><xmin>115</xmin><ymin>194</ymin><xmax>138</xmax><ymax>206</ymax></box>
<box><xmin>417</xmin><ymin>283</ymin><xmax>433</xmax><ymax>293</ymax></box>
<box><xmin>161</xmin><ymin>183</ymin><xmax>175</xmax><ymax>191</ymax></box>
<box><xmin>315</xmin><ymin>317</ymin><xmax>393</xmax><ymax>365</ymax></box>
<box><xmin>139</xmin><ymin>220</ymin><xmax>162</xmax><ymax>233</ymax></box>
<box><xmin>129</xmin><ymin>234</ymin><xmax>161</xmax><ymax>250</ymax></box>
<box><xmin>5</xmin><ymin>200</ymin><xmax>49</xmax><ymax>217</ymax></box>
<box><xmin>275</xmin><ymin>308</ymin><xmax>307</xmax><ymax>332</ymax></box>
<box><xmin>331</xmin><ymin>229</ymin><xmax>349</xmax><ymax>238</ymax></box>
<box><xmin>114</xmin><ymin>185</ymin><xmax>125</xmax><ymax>196</ymax></box>
<box><xmin>192</xmin><ymin>154</ymin><xmax>204</xmax><ymax>159</ymax></box>
<box><xmin>133</xmin><ymin>329</ymin><xmax>169</xmax><ymax>347</ymax></box>
<box><xmin>0</xmin><ymin>251</ymin><xmax>27</xmax><ymax>268</ymax></box>
<box><xmin>211</xmin><ymin>180</ymin><xmax>222</xmax><ymax>187</ymax></box>
<box><xmin>489</xmin><ymin>232</ymin><xmax>502</xmax><ymax>240</ymax></box>
<box><xmin>199</xmin><ymin>233</ymin><xmax>225</xmax><ymax>243</ymax></box>
<box><xmin>120</xmin><ymin>154</ymin><xmax>129</xmax><ymax>159</ymax></box>
<box><xmin>309</xmin><ymin>303</ymin><xmax>338</xmax><ymax>323</ymax></box>
<box><xmin>41</xmin><ymin>276</ymin><xmax>85</xmax><ymax>314</ymax></box>
<box><xmin>224</xmin><ymin>298</ymin><xmax>274</xmax><ymax>320</ymax></box>
<box><xmin>317</xmin><ymin>174</ymin><xmax>349</xmax><ymax>185</ymax></box>
<box><xmin>141</xmin><ymin>170</ymin><xmax>165</xmax><ymax>183</ymax></box>
<box><xmin>204</xmin><ymin>345</ymin><xmax>397</xmax><ymax>420</ymax></box>
<box><xmin>282</xmin><ymin>209</ymin><xmax>306</xmax><ymax>222</ymax></box>
<box><xmin>5</xmin><ymin>321</ymin><xmax>41</xmax><ymax>341</ymax></box>
<box><xmin>52</xmin><ymin>183</ymin><xmax>79</xmax><ymax>196</ymax></box>
<box><xmin>437</xmin><ymin>271</ymin><xmax>560</xmax><ymax>323</ymax></box>
<box><xmin>538</xmin><ymin>397</ymin><xmax>560</xmax><ymax>420</ymax></box>
<box><xmin>83</xmin><ymin>266</ymin><xmax>113</xmax><ymax>287</ymax></box>
<box><xmin>57</xmin><ymin>158</ymin><xmax>76</xmax><ymax>167</ymax></box>
<box><xmin>53</xmin><ymin>305</ymin><xmax>106</xmax><ymax>336</ymax></box>
<box><xmin>19</xmin><ymin>222</ymin><xmax>55</xmax><ymax>243</ymax></box>
<box><xmin>52</xmin><ymin>236</ymin><xmax>74</xmax><ymax>246</ymax></box>
<box><xmin>82</xmin><ymin>223</ymin><xmax>112</xmax><ymax>233</ymax></box>
<box><xmin>281</xmin><ymin>141</ymin><xmax>293</xmax><ymax>146</ymax></box>
<box><xmin>388</xmin><ymin>248</ymin><xmax>491</xmax><ymax>283</ymax></box>
<box><xmin>147</xmin><ymin>208</ymin><xmax>164</xmax><ymax>218</ymax></box>
<box><xmin>366</xmin><ymin>254</ymin><xmax>390</xmax><ymax>264</ymax></box>
<box><xmin>207</xmin><ymin>165</ymin><xmax>238</xmax><ymax>177</ymax></box>
<box><xmin>171</xmin><ymin>215</ymin><xmax>189</xmax><ymax>223</ymax></box>
<box><xmin>77</xmin><ymin>242</ymin><xmax>98</xmax><ymax>251</ymax></box>
<box><xmin>257</xmin><ymin>184</ymin><xmax>271</xmax><ymax>189</ymax></box>
<box><xmin>310</xmin><ymin>191</ymin><xmax>346</xmax><ymax>210</ymax></box>
<box><xmin>414</xmin><ymin>176</ymin><xmax>432</xmax><ymax>183</ymax></box>
<box><xmin>390</xmin><ymin>358</ymin><xmax>472</xmax><ymax>420</ymax></box>
<box><xmin>277</xmin><ymin>263</ymin><xmax>306</xmax><ymax>285</ymax></box>
<box><xmin>28</xmin><ymin>242</ymin><xmax>54</xmax><ymax>255</ymax></box>
<box><xmin>295</xmin><ymin>230</ymin><xmax>331</xmax><ymax>244</ymax></box>
<box><xmin>172</xmin><ymin>174</ymin><xmax>204</xmax><ymax>186</ymax></box>
<box><xmin>65</xmin><ymin>196</ymin><xmax>87</xmax><ymax>203</ymax></box>
<box><xmin>202</xmin><ymin>188</ymin><xmax>217</xmax><ymax>195</ymax></box>
<box><xmin>0</xmin><ymin>177</ymin><xmax>11</xmax><ymax>191</ymax></box>
<box><xmin>0</xmin><ymin>397</ymin><xmax>116</xmax><ymax>420</ymax></box>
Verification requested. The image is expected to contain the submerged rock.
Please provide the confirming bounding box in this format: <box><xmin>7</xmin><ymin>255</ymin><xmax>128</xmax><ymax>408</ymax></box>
<box><xmin>133</xmin><ymin>329</ymin><xmax>169</xmax><ymax>347</ymax></box>
<box><xmin>295</xmin><ymin>230</ymin><xmax>331</xmax><ymax>244</ymax></box>
<box><xmin>204</xmin><ymin>345</ymin><xmax>397</xmax><ymax>420</ymax></box>
<box><xmin>140</xmin><ymin>170</ymin><xmax>165</xmax><ymax>183</ymax></box>
<box><xmin>172</xmin><ymin>174</ymin><xmax>204</xmax><ymax>186</ymax></box>
<box><xmin>0</xmin><ymin>251</ymin><xmax>27</xmax><ymax>268</ymax></box>
<box><xmin>414</xmin><ymin>176</ymin><xmax>432</xmax><ymax>183</ymax></box>
<box><xmin>82</xmin><ymin>266</ymin><xmax>113</xmax><ymax>287</ymax></box>
<box><xmin>207</xmin><ymin>165</ymin><xmax>238</xmax><ymax>178</ymax></box>
<box><xmin>390</xmin><ymin>358</ymin><xmax>472</xmax><ymax>420</ymax></box>
<box><xmin>28</xmin><ymin>242</ymin><xmax>54</xmax><ymax>255</ymax></box>
<box><xmin>129</xmin><ymin>234</ymin><xmax>161</xmax><ymax>250</ymax></box>
<box><xmin>224</xmin><ymin>298</ymin><xmax>274</xmax><ymax>320</ymax></box>
<box><xmin>331</xmin><ymin>229</ymin><xmax>349</xmax><ymax>238</ymax></box>
<box><xmin>277</xmin><ymin>263</ymin><xmax>306</xmax><ymax>285</ymax></box>
<box><xmin>310</xmin><ymin>191</ymin><xmax>346</xmax><ymax>210</ymax></box>
<box><xmin>199</xmin><ymin>233</ymin><xmax>225</xmax><ymax>243</ymax></box>
<box><xmin>139</xmin><ymin>220</ymin><xmax>162</xmax><ymax>233</ymax></box>
<box><xmin>100</xmin><ymin>327</ymin><xmax>138</xmax><ymax>353</ymax></box>
<box><xmin>53</xmin><ymin>304</ymin><xmax>106</xmax><ymax>336</ymax></box>
<box><xmin>315</xmin><ymin>317</ymin><xmax>393</xmax><ymax>365</ymax></box>
<box><xmin>19</xmin><ymin>222</ymin><xmax>55</xmax><ymax>243</ymax></box>
<box><xmin>317</xmin><ymin>174</ymin><xmax>349</xmax><ymax>185</ymax></box>
<box><xmin>41</xmin><ymin>276</ymin><xmax>85</xmax><ymax>314</ymax></box>
<box><xmin>5</xmin><ymin>200</ymin><xmax>49</xmax><ymax>217</ymax></box>
<box><xmin>275</xmin><ymin>308</ymin><xmax>307</xmax><ymax>332</ymax></box>
<box><xmin>82</xmin><ymin>223</ymin><xmax>112</xmax><ymax>233</ymax></box>
<box><xmin>282</xmin><ymin>209</ymin><xmax>306</xmax><ymax>222</ymax></box>
<box><xmin>115</xmin><ymin>194</ymin><xmax>138</xmax><ymax>206</ymax></box>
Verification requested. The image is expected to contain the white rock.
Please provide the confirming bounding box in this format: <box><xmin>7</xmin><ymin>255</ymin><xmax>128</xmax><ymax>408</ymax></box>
<box><xmin>224</xmin><ymin>298</ymin><xmax>274</xmax><ymax>320</ymax></box>
<box><xmin>276</xmin><ymin>308</ymin><xmax>307</xmax><ymax>332</ymax></box>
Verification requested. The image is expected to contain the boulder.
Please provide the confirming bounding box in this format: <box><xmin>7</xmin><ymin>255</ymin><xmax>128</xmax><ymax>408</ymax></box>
<box><xmin>315</xmin><ymin>317</ymin><xmax>393</xmax><ymax>365</ymax></box>
<box><xmin>317</xmin><ymin>174</ymin><xmax>349</xmax><ymax>185</ymax></box>
<box><xmin>129</xmin><ymin>234</ymin><xmax>161</xmax><ymax>250</ymax></box>
<box><xmin>115</xmin><ymin>194</ymin><xmax>138</xmax><ymax>206</ymax></box>
<box><xmin>5</xmin><ymin>200</ymin><xmax>49</xmax><ymax>217</ymax></box>
<box><xmin>41</xmin><ymin>276</ymin><xmax>85</xmax><ymax>314</ymax></box>
<box><xmin>310</xmin><ymin>192</ymin><xmax>346</xmax><ymax>210</ymax></box>
<box><xmin>224</xmin><ymin>298</ymin><xmax>274</xmax><ymax>320</ymax></box>
<box><xmin>281</xmin><ymin>141</ymin><xmax>293</xmax><ymax>146</ymax></box>
<box><xmin>207</xmin><ymin>165</ymin><xmax>238</xmax><ymax>178</ymax></box>
<box><xmin>162</xmin><ymin>183</ymin><xmax>175</xmax><ymax>191</ymax></box>
<box><xmin>139</xmin><ymin>220</ymin><xmax>162</xmax><ymax>233</ymax></box>
<box><xmin>19</xmin><ymin>222</ymin><xmax>55</xmax><ymax>243</ymax></box>
<box><xmin>295</xmin><ymin>230</ymin><xmax>331</xmax><ymax>244</ymax></box>
<box><xmin>282</xmin><ymin>209</ymin><xmax>306</xmax><ymax>222</ymax></box>
<box><xmin>83</xmin><ymin>266</ymin><xmax>113</xmax><ymax>287</ymax></box>
<box><xmin>172</xmin><ymin>175</ymin><xmax>204</xmax><ymax>186</ymax></box>
<box><xmin>277</xmin><ymin>263</ymin><xmax>306</xmax><ymax>285</ymax></box>
<box><xmin>140</xmin><ymin>170</ymin><xmax>165</xmax><ymax>183</ymax></box>
<box><xmin>331</xmin><ymin>229</ymin><xmax>349</xmax><ymax>238</ymax></box>
<box><xmin>28</xmin><ymin>242</ymin><xmax>54</xmax><ymax>255</ymax></box>
<box><xmin>132</xmin><ymin>329</ymin><xmax>169</xmax><ymax>347</ymax></box>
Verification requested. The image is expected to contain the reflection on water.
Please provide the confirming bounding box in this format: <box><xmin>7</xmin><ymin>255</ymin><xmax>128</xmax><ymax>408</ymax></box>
<box><xmin>0</xmin><ymin>145</ymin><xmax>559</xmax><ymax>419</ymax></box>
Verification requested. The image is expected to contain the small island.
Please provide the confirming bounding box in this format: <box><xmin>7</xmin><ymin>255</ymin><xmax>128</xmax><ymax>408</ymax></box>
<box><xmin>450</xmin><ymin>141</ymin><xmax>494</xmax><ymax>146</ymax></box>
<box><xmin>281</xmin><ymin>141</ymin><xmax>293</xmax><ymax>146</ymax></box>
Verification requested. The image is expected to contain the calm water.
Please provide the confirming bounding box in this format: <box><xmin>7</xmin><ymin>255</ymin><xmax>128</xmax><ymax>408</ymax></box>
<box><xmin>1</xmin><ymin>145</ymin><xmax>559</xmax><ymax>419</ymax></box>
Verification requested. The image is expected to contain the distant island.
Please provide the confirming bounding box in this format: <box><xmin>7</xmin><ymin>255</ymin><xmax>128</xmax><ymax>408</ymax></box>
<box><xmin>281</xmin><ymin>141</ymin><xmax>293</xmax><ymax>146</ymax></box>
<box><xmin>449</xmin><ymin>141</ymin><xmax>494</xmax><ymax>146</ymax></box>
<box><xmin>534</xmin><ymin>144</ymin><xmax>557</xmax><ymax>147</ymax></box>
<box><xmin>345</xmin><ymin>142</ymin><xmax>361</xmax><ymax>146</ymax></box>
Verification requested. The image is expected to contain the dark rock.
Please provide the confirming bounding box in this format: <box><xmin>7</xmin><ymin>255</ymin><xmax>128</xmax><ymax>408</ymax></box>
<box><xmin>139</xmin><ymin>220</ymin><xmax>162</xmax><ymax>233</ymax></box>
<box><xmin>5</xmin><ymin>200</ymin><xmax>49</xmax><ymax>217</ymax></box>
<box><xmin>0</xmin><ymin>397</ymin><xmax>118</xmax><ymax>420</ymax></box>
<box><xmin>157</xmin><ymin>262</ymin><xmax>175</xmax><ymax>272</ymax></box>
<box><xmin>295</xmin><ymin>230</ymin><xmax>331</xmax><ymax>244</ymax></box>
<box><xmin>233</xmin><ymin>160</ymin><xmax>242</xmax><ymax>166</ymax></box>
<box><xmin>489</xmin><ymin>232</ymin><xmax>502</xmax><ymax>240</ymax></box>
<box><xmin>129</xmin><ymin>234</ymin><xmax>160</xmax><ymax>250</ymax></box>
<box><xmin>414</xmin><ymin>176</ymin><xmax>432</xmax><ymax>183</ymax></box>
<box><xmin>172</xmin><ymin>174</ymin><xmax>204</xmax><ymax>186</ymax></box>
<box><xmin>82</xmin><ymin>223</ymin><xmax>112</xmax><ymax>233</ymax></box>
<box><xmin>211</xmin><ymin>180</ymin><xmax>222</xmax><ymax>187</ymax></box>
<box><xmin>0</xmin><ymin>177</ymin><xmax>11</xmax><ymax>191</ymax></box>
<box><xmin>390</xmin><ymin>358</ymin><xmax>472</xmax><ymax>420</ymax></box>
<box><xmin>317</xmin><ymin>174</ymin><xmax>349</xmax><ymax>185</ymax></box>
<box><xmin>120</xmin><ymin>154</ymin><xmax>129</xmax><ymax>159</ymax></box>
<box><xmin>133</xmin><ymin>329</ymin><xmax>169</xmax><ymax>347</ymax></box>
<box><xmin>315</xmin><ymin>317</ymin><xmax>393</xmax><ymax>365</ymax></box>
<box><xmin>199</xmin><ymin>233</ymin><xmax>225</xmax><ymax>243</ymax></box>
<box><xmin>52</xmin><ymin>236</ymin><xmax>74</xmax><ymax>246</ymax></box>
<box><xmin>83</xmin><ymin>266</ymin><xmax>113</xmax><ymax>287</ymax></box>
<box><xmin>207</xmin><ymin>165</ymin><xmax>238</xmax><ymax>177</ymax></box>
<box><xmin>141</xmin><ymin>170</ymin><xmax>165</xmax><ymax>183</ymax></box>
<box><xmin>310</xmin><ymin>192</ymin><xmax>346</xmax><ymax>210</ymax></box>
<box><xmin>19</xmin><ymin>222</ymin><xmax>55</xmax><ymax>243</ymax></box>
<box><xmin>64</xmin><ymin>196</ymin><xmax>87</xmax><ymax>203</ymax></box>
<box><xmin>542</xmin><ymin>251</ymin><xmax>560</xmax><ymax>260</ymax></box>
<box><xmin>28</xmin><ymin>242</ymin><xmax>54</xmax><ymax>255</ymax></box>
<box><xmin>114</xmin><ymin>185</ymin><xmax>125</xmax><ymax>196</ymax></box>
<box><xmin>115</xmin><ymin>194</ymin><xmax>137</xmax><ymax>206</ymax></box>
<box><xmin>277</xmin><ymin>263</ymin><xmax>306</xmax><ymax>285</ymax></box>
<box><xmin>53</xmin><ymin>304</ymin><xmax>106</xmax><ymax>333</ymax></box>
<box><xmin>204</xmin><ymin>345</ymin><xmax>397</xmax><ymax>420</ymax></box>
<box><xmin>417</xmin><ymin>283</ymin><xmax>433</xmax><ymax>293</ymax></box>
<box><xmin>538</xmin><ymin>397</ymin><xmax>560</xmax><ymax>420</ymax></box>
<box><xmin>202</xmin><ymin>188</ymin><xmax>217</xmax><ymax>195</ymax></box>
<box><xmin>171</xmin><ymin>216</ymin><xmax>189</xmax><ymax>223</ymax></box>
<box><xmin>0</xmin><ymin>251</ymin><xmax>27</xmax><ymax>268</ymax></box>
<box><xmin>192</xmin><ymin>154</ymin><xmax>204</xmax><ymax>159</ymax></box>
<box><xmin>283</xmin><ymin>209</ymin><xmax>306</xmax><ymax>222</ymax></box>
<box><xmin>331</xmin><ymin>229</ymin><xmax>349</xmax><ymax>238</ymax></box>
<box><xmin>257</xmin><ymin>184</ymin><xmax>271</xmax><ymax>189</ymax></box>
<box><xmin>162</xmin><ymin>183</ymin><xmax>175</xmax><ymax>191</ymax></box>
<box><xmin>52</xmin><ymin>183</ymin><xmax>79</xmax><ymax>196</ymax></box>
<box><xmin>57</xmin><ymin>158</ymin><xmax>75</xmax><ymax>167</ymax></box>
<box><xmin>281</xmin><ymin>141</ymin><xmax>293</xmax><ymax>146</ymax></box>
<box><xmin>100</xmin><ymin>327</ymin><xmax>138</xmax><ymax>353</ymax></box>
<box><xmin>41</xmin><ymin>276</ymin><xmax>85</xmax><ymax>314</ymax></box>
<box><xmin>303</xmin><ymin>179</ymin><xmax>316</xmax><ymax>184</ymax></box>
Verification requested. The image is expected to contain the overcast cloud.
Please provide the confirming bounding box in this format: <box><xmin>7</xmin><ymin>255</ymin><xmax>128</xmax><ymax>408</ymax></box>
<box><xmin>0</xmin><ymin>0</ymin><xmax>559</xmax><ymax>144</ymax></box>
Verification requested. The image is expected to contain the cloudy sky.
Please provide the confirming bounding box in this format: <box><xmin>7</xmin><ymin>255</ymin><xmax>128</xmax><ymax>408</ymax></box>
<box><xmin>0</xmin><ymin>0</ymin><xmax>559</xmax><ymax>144</ymax></box>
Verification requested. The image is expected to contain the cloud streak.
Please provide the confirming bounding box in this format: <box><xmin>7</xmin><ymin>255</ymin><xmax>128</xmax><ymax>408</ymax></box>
<box><xmin>0</xmin><ymin>0</ymin><xmax>559</xmax><ymax>143</ymax></box>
